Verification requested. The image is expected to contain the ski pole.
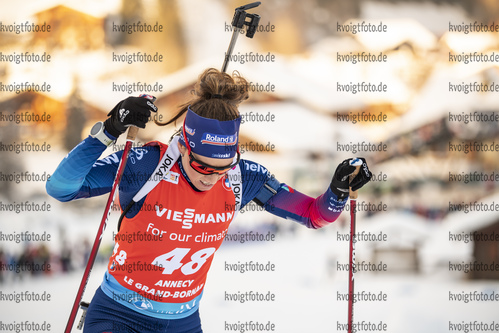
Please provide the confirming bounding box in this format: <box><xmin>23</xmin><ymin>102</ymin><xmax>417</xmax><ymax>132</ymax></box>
<box><xmin>347</xmin><ymin>159</ymin><xmax>362</xmax><ymax>333</ymax></box>
<box><xmin>221</xmin><ymin>2</ymin><xmax>261</xmax><ymax>72</ymax></box>
<box><xmin>64</xmin><ymin>94</ymin><xmax>155</xmax><ymax>333</ymax></box>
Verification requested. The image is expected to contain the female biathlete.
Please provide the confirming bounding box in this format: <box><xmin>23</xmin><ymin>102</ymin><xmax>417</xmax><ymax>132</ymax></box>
<box><xmin>46</xmin><ymin>68</ymin><xmax>371</xmax><ymax>333</ymax></box>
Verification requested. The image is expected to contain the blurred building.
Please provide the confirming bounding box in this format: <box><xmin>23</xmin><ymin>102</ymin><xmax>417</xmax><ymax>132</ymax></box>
<box><xmin>472</xmin><ymin>220</ymin><xmax>499</xmax><ymax>280</ymax></box>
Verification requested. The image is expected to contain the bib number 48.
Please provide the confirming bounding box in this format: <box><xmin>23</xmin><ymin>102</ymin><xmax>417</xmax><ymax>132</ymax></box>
<box><xmin>152</xmin><ymin>247</ymin><xmax>216</xmax><ymax>275</ymax></box>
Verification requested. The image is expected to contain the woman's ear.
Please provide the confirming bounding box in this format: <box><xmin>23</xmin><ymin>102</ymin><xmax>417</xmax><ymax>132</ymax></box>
<box><xmin>177</xmin><ymin>141</ymin><xmax>187</xmax><ymax>156</ymax></box>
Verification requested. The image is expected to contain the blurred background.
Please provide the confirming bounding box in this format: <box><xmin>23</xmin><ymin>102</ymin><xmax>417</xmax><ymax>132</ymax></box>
<box><xmin>1</xmin><ymin>0</ymin><xmax>499</xmax><ymax>331</ymax></box>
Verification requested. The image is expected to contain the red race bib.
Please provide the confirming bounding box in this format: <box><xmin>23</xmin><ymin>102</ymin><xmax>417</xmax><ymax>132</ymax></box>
<box><xmin>109</xmin><ymin>158</ymin><xmax>236</xmax><ymax>304</ymax></box>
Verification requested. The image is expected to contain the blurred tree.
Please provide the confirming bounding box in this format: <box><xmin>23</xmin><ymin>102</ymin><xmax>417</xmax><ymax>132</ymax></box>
<box><xmin>471</xmin><ymin>0</ymin><xmax>499</xmax><ymax>23</ymax></box>
<box><xmin>33</xmin><ymin>5</ymin><xmax>106</xmax><ymax>51</ymax></box>
<box><xmin>0</xmin><ymin>123</ymin><xmax>21</xmax><ymax>200</ymax></box>
<box><xmin>156</xmin><ymin>0</ymin><xmax>187</xmax><ymax>72</ymax></box>
<box><xmin>120</xmin><ymin>0</ymin><xmax>144</xmax><ymax>45</ymax></box>
<box><xmin>106</xmin><ymin>0</ymin><xmax>186</xmax><ymax>73</ymax></box>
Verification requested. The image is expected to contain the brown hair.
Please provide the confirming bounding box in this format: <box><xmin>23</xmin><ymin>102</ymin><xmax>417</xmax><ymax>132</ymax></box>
<box><xmin>157</xmin><ymin>68</ymin><xmax>249</xmax><ymax>126</ymax></box>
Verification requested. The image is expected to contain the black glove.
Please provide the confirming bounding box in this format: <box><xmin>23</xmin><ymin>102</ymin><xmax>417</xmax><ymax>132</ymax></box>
<box><xmin>104</xmin><ymin>96</ymin><xmax>158</xmax><ymax>138</ymax></box>
<box><xmin>330</xmin><ymin>157</ymin><xmax>372</xmax><ymax>200</ymax></box>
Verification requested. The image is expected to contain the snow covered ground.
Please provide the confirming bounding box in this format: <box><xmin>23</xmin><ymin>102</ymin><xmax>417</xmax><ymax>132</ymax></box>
<box><xmin>2</xmin><ymin>222</ymin><xmax>498</xmax><ymax>333</ymax></box>
<box><xmin>1</xmin><ymin>165</ymin><xmax>498</xmax><ymax>332</ymax></box>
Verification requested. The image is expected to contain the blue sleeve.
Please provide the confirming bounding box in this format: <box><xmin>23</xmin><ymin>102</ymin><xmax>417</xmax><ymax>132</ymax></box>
<box><xmin>46</xmin><ymin>135</ymin><xmax>161</xmax><ymax>216</ymax></box>
<box><xmin>46</xmin><ymin>135</ymin><xmax>119</xmax><ymax>202</ymax></box>
<box><xmin>240</xmin><ymin>159</ymin><xmax>346</xmax><ymax>229</ymax></box>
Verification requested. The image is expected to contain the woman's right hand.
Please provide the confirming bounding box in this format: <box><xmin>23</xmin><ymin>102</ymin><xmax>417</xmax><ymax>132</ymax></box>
<box><xmin>104</xmin><ymin>96</ymin><xmax>158</xmax><ymax>138</ymax></box>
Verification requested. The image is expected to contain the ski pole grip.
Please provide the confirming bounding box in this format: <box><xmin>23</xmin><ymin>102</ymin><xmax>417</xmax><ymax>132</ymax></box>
<box><xmin>349</xmin><ymin>165</ymin><xmax>361</xmax><ymax>200</ymax></box>
<box><xmin>126</xmin><ymin>126</ymin><xmax>139</xmax><ymax>141</ymax></box>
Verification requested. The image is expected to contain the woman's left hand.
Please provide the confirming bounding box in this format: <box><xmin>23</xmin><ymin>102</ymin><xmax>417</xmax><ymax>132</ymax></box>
<box><xmin>329</xmin><ymin>157</ymin><xmax>372</xmax><ymax>200</ymax></box>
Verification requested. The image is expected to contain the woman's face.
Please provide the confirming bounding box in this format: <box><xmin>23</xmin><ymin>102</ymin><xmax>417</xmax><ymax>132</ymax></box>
<box><xmin>177</xmin><ymin>142</ymin><xmax>232</xmax><ymax>191</ymax></box>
